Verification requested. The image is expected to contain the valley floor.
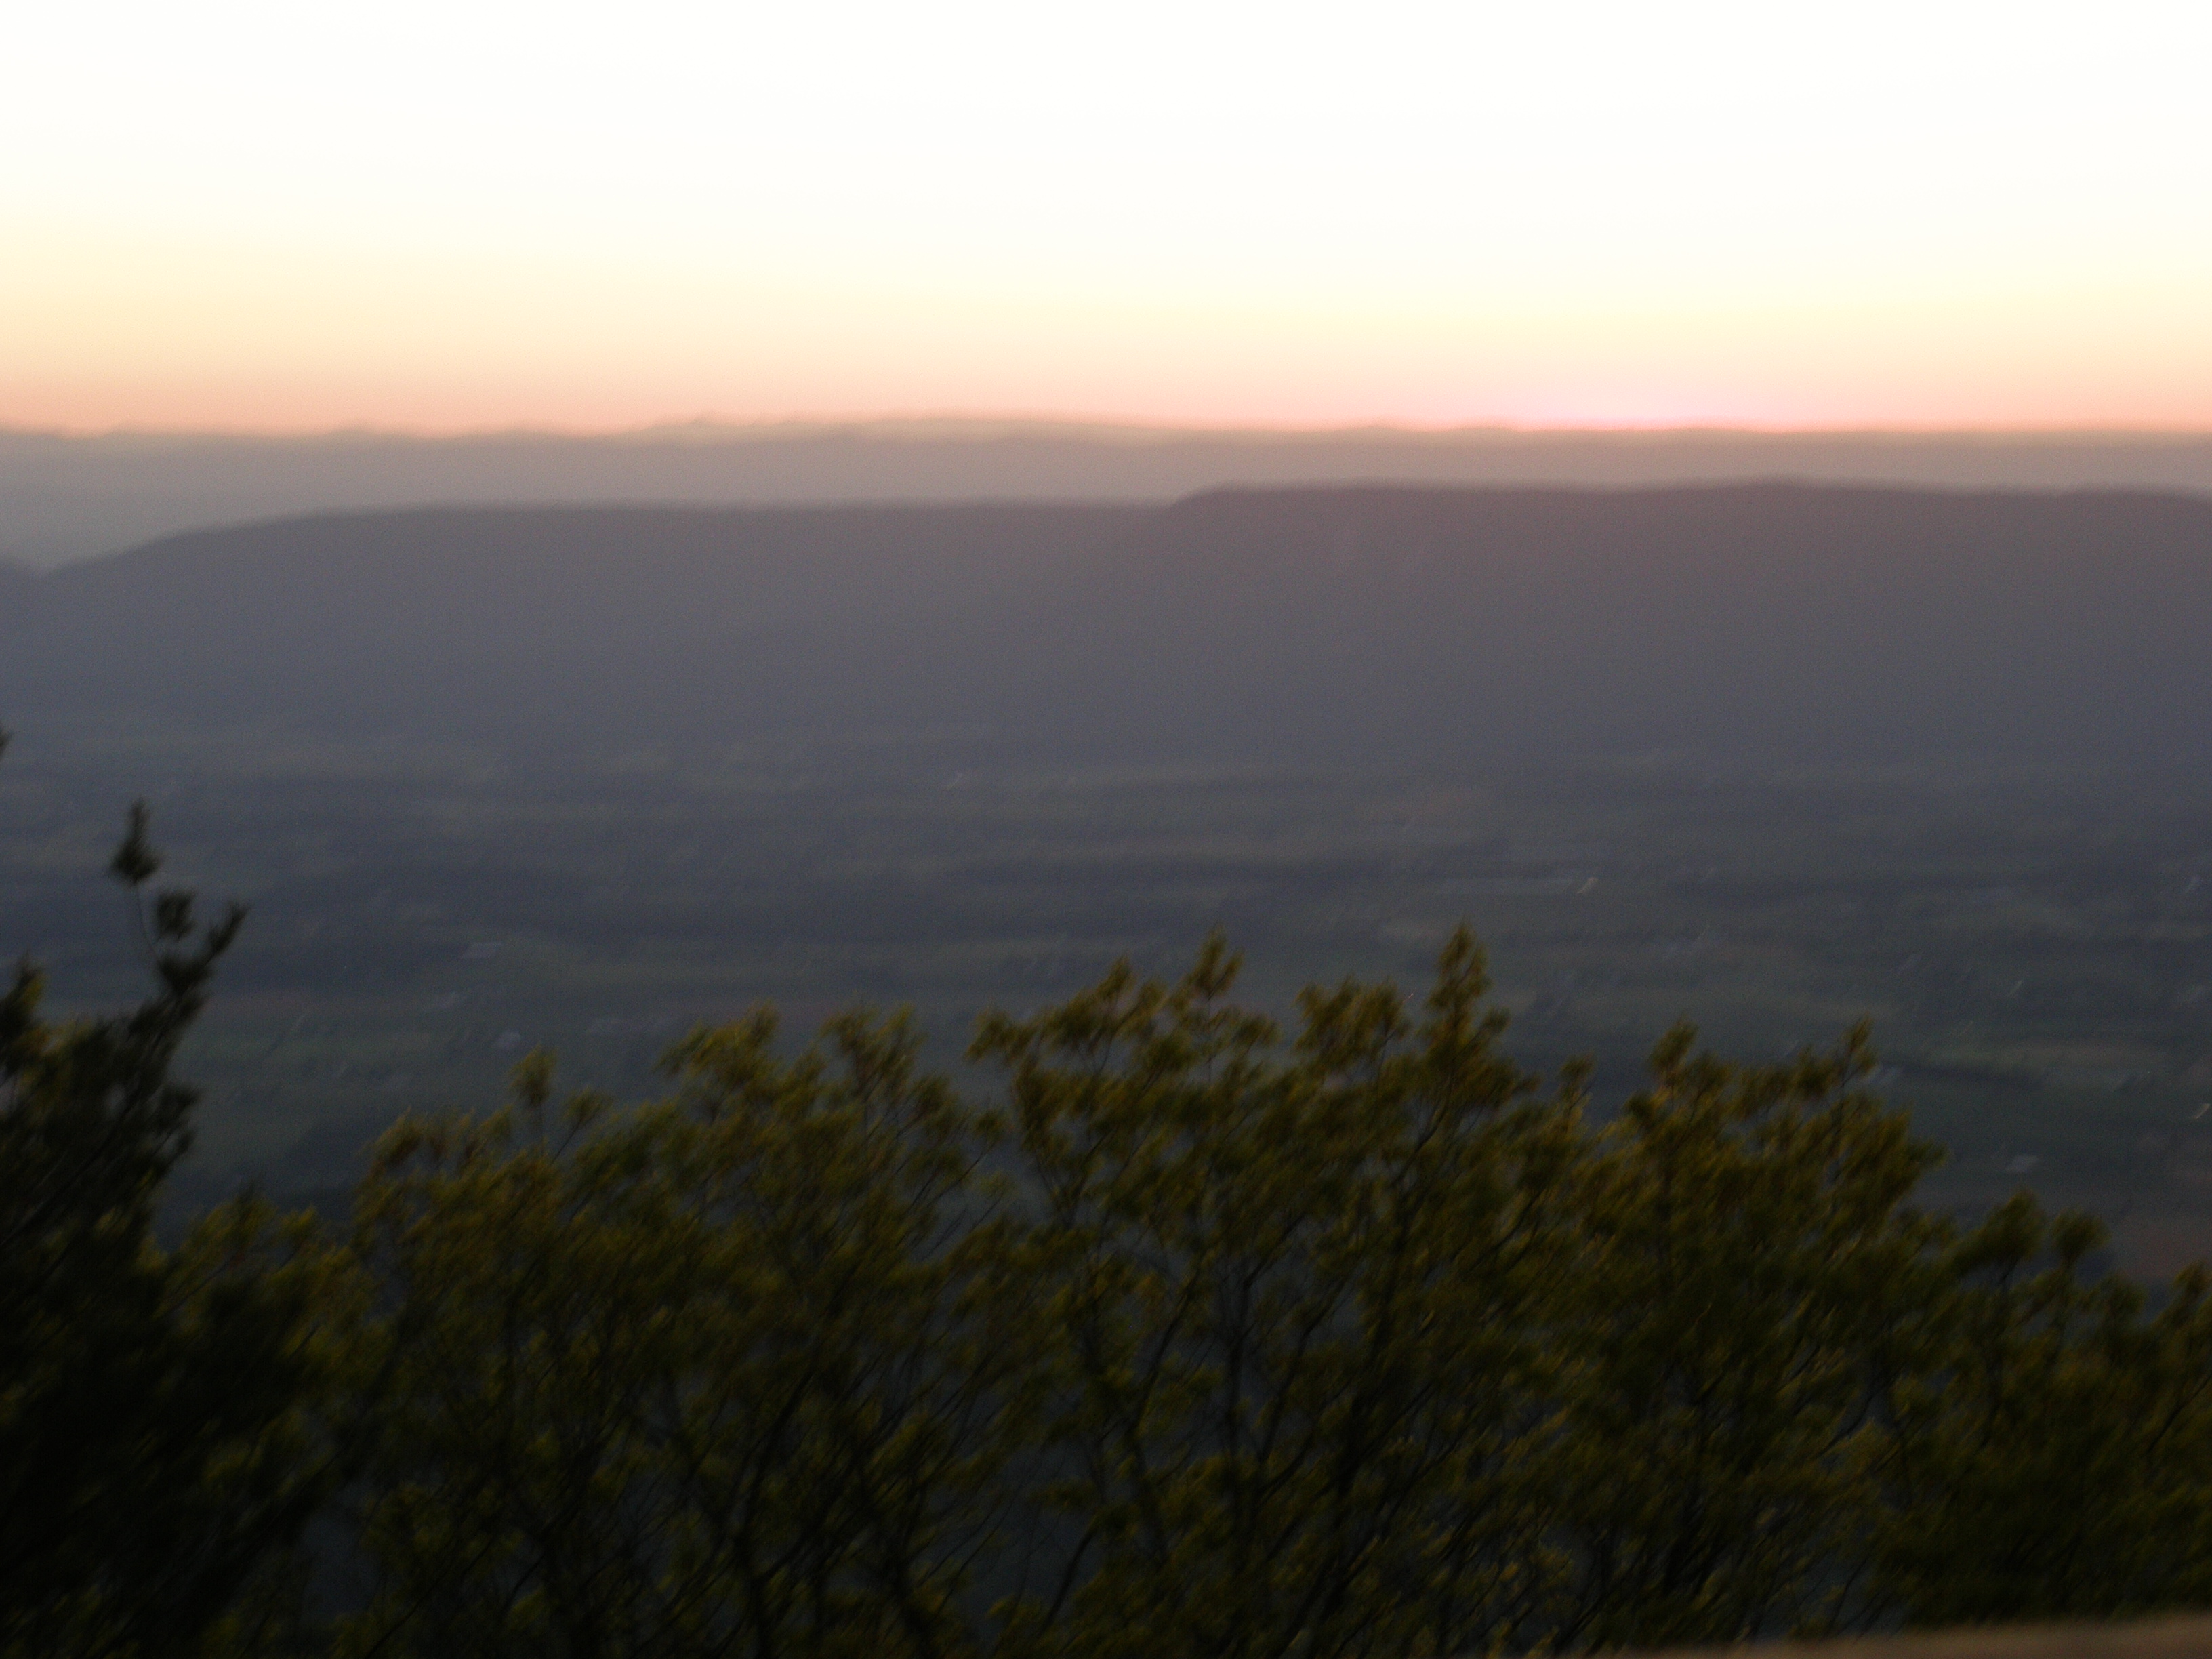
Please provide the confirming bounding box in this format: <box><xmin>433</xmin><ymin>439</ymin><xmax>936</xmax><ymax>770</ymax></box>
<box><xmin>6</xmin><ymin>718</ymin><xmax>2211</xmax><ymax>1269</ymax></box>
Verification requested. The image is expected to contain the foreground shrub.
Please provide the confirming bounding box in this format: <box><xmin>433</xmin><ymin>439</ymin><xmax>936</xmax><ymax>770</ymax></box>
<box><xmin>323</xmin><ymin>1013</ymin><xmax>1035</xmax><ymax>1659</ymax></box>
<box><xmin>11</xmin><ymin>741</ymin><xmax>2212</xmax><ymax>1655</ymax></box>
<box><xmin>0</xmin><ymin>779</ymin><xmax>323</xmax><ymax>1659</ymax></box>
<box><xmin>247</xmin><ymin>931</ymin><xmax>2212</xmax><ymax>1659</ymax></box>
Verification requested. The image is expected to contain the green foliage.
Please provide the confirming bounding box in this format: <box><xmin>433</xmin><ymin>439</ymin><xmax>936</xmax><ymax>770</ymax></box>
<box><xmin>323</xmin><ymin>1009</ymin><xmax>1038</xmax><ymax>1659</ymax></box>
<box><xmin>19</xmin><ymin>725</ymin><xmax>2212</xmax><ymax>1656</ymax></box>
<box><xmin>973</xmin><ymin>930</ymin><xmax>1585</xmax><ymax>1659</ymax></box>
<box><xmin>1878</xmin><ymin>1199</ymin><xmax>2212</xmax><ymax>1622</ymax></box>
<box><xmin>293</xmin><ymin>927</ymin><xmax>2212</xmax><ymax>1657</ymax></box>
<box><xmin>1542</xmin><ymin>1022</ymin><xmax>1948</xmax><ymax>1647</ymax></box>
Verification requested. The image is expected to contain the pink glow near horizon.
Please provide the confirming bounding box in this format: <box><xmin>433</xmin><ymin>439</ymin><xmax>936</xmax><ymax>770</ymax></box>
<box><xmin>6</xmin><ymin>1</ymin><xmax>2210</xmax><ymax>437</ymax></box>
<box><xmin>11</xmin><ymin>311</ymin><xmax>2211</xmax><ymax>438</ymax></box>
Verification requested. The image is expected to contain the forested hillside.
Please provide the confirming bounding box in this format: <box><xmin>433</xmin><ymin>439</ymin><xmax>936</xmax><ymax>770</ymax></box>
<box><xmin>8</xmin><ymin>485</ymin><xmax>2212</xmax><ymax>770</ymax></box>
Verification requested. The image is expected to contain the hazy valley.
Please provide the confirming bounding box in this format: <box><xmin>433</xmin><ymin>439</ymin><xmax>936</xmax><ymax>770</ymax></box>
<box><xmin>7</xmin><ymin>483</ymin><xmax>2212</xmax><ymax>1268</ymax></box>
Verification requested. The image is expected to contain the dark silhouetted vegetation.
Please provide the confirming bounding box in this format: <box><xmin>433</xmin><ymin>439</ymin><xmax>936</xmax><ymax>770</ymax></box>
<box><xmin>0</xmin><ymin>741</ymin><xmax>322</xmax><ymax>1657</ymax></box>
<box><xmin>16</xmin><ymin>754</ymin><xmax>2212</xmax><ymax>1658</ymax></box>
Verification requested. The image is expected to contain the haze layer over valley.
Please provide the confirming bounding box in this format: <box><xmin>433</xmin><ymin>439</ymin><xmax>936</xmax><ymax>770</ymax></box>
<box><xmin>7</xmin><ymin>422</ymin><xmax>2212</xmax><ymax>571</ymax></box>
<box><xmin>7</xmin><ymin>482</ymin><xmax>2212</xmax><ymax>1275</ymax></box>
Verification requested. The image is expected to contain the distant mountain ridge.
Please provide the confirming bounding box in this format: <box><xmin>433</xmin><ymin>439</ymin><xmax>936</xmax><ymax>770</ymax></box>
<box><xmin>6</xmin><ymin>422</ymin><xmax>2212</xmax><ymax>570</ymax></box>
<box><xmin>5</xmin><ymin>484</ymin><xmax>2210</xmax><ymax>773</ymax></box>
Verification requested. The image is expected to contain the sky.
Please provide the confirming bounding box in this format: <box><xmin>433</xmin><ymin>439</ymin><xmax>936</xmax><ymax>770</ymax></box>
<box><xmin>5</xmin><ymin>0</ymin><xmax>2211</xmax><ymax>434</ymax></box>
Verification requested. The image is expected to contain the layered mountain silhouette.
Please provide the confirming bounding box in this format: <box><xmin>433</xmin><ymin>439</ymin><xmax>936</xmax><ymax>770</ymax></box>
<box><xmin>9</xmin><ymin>424</ymin><xmax>2212</xmax><ymax>570</ymax></box>
<box><xmin>6</xmin><ymin>485</ymin><xmax>2209</xmax><ymax>772</ymax></box>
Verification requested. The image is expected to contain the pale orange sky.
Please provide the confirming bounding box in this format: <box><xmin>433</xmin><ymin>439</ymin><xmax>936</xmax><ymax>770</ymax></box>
<box><xmin>7</xmin><ymin>1</ymin><xmax>2211</xmax><ymax>435</ymax></box>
